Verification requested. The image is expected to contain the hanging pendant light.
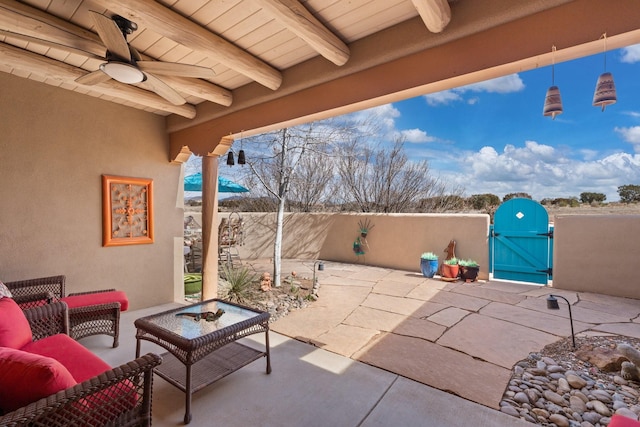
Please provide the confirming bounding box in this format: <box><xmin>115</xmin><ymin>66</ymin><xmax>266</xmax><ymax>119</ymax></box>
<box><xmin>226</xmin><ymin>151</ymin><xmax>235</xmax><ymax>166</ymax></box>
<box><xmin>543</xmin><ymin>45</ymin><xmax>563</xmax><ymax>120</ymax></box>
<box><xmin>593</xmin><ymin>33</ymin><xmax>617</xmax><ymax>111</ymax></box>
<box><xmin>237</xmin><ymin>131</ymin><xmax>246</xmax><ymax>165</ymax></box>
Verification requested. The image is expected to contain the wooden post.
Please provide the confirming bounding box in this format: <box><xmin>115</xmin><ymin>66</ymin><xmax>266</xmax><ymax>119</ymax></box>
<box><xmin>201</xmin><ymin>155</ymin><xmax>219</xmax><ymax>300</ymax></box>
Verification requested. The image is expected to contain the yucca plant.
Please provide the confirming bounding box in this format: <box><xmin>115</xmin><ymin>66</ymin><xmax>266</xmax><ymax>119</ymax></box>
<box><xmin>219</xmin><ymin>264</ymin><xmax>257</xmax><ymax>304</ymax></box>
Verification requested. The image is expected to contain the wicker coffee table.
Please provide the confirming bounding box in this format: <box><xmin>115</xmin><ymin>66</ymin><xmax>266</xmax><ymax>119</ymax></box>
<box><xmin>135</xmin><ymin>299</ymin><xmax>271</xmax><ymax>424</ymax></box>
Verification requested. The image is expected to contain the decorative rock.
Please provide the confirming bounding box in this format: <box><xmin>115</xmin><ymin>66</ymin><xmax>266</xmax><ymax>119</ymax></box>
<box><xmin>590</xmin><ymin>389</ymin><xmax>612</xmax><ymax>403</ymax></box>
<box><xmin>557</xmin><ymin>377</ymin><xmax>571</xmax><ymax>393</ymax></box>
<box><xmin>514</xmin><ymin>392</ymin><xmax>530</xmax><ymax>404</ymax></box>
<box><xmin>570</xmin><ymin>395</ymin><xmax>587</xmax><ymax>412</ymax></box>
<box><xmin>549</xmin><ymin>413</ymin><xmax>570</xmax><ymax>427</ymax></box>
<box><xmin>576</xmin><ymin>347</ymin><xmax>627</xmax><ymax>372</ymax></box>
<box><xmin>500</xmin><ymin>405</ymin><xmax>520</xmax><ymax>417</ymax></box>
<box><xmin>543</xmin><ymin>390</ymin><xmax>566</xmax><ymax>405</ymax></box>
<box><xmin>567</xmin><ymin>374</ymin><xmax>588</xmax><ymax>389</ymax></box>
<box><xmin>591</xmin><ymin>400</ymin><xmax>611</xmax><ymax>416</ymax></box>
<box><xmin>531</xmin><ymin>408</ymin><xmax>549</xmax><ymax>418</ymax></box>
<box><xmin>581</xmin><ymin>411</ymin><xmax>602</xmax><ymax>425</ymax></box>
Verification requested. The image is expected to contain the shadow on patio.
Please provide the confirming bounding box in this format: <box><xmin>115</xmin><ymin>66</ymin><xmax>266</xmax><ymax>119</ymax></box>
<box><xmin>84</xmin><ymin>260</ymin><xmax>640</xmax><ymax>426</ymax></box>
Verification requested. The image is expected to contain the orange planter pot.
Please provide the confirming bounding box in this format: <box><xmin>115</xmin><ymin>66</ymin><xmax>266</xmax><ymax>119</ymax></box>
<box><xmin>442</xmin><ymin>263</ymin><xmax>459</xmax><ymax>278</ymax></box>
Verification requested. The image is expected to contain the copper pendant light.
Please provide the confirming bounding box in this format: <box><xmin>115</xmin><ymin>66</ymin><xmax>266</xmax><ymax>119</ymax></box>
<box><xmin>592</xmin><ymin>33</ymin><xmax>617</xmax><ymax>111</ymax></box>
<box><xmin>543</xmin><ymin>45</ymin><xmax>563</xmax><ymax>119</ymax></box>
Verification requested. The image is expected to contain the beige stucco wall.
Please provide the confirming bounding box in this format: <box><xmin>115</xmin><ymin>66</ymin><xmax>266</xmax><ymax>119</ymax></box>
<box><xmin>0</xmin><ymin>73</ymin><xmax>183</xmax><ymax>310</ymax></box>
<box><xmin>222</xmin><ymin>212</ymin><xmax>490</xmax><ymax>279</ymax></box>
<box><xmin>552</xmin><ymin>215</ymin><xmax>640</xmax><ymax>299</ymax></box>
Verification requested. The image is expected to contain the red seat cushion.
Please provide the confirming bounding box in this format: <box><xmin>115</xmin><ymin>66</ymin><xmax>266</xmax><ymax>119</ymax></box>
<box><xmin>610</xmin><ymin>415</ymin><xmax>640</xmax><ymax>427</ymax></box>
<box><xmin>0</xmin><ymin>297</ymin><xmax>33</xmax><ymax>349</ymax></box>
<box><xmin>0</xmin><ymin>347</ymin><xmax>77</xmax><ymax>412</ymax></box>
<box><xmin>22</xmin><ymin>334</ymin><xmax>111</xmax><ymax>383</ymax></box>
<box><xmin>61</xmin><ymin>290</ymin><xmax>129</xmax><ymax>311</ymax></box>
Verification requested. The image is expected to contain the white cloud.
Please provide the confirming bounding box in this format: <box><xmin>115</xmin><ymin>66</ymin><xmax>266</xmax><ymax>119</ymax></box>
<box><xmin>614</xmin><ymin>126</ymin><xmax>640</xmax><ymax>152</ymax></box>
<box><xmin>424</xmin><ymin>90</ymin><xmax>463</xmax><ymax>106</ymax></box>
<box><xmin>423</xmin><ymin>74</ymin><xmax>525</xmax><ymax>106</ymax></box>
<box><xmin>620</xmin><ymin>44</ymin><xmax>640</xmax><ymax>63</ymax></box>
<box><xmin>401</xmin><ymin>128</ymin><xmax>436</xmax><ymax>143</ymax></box>
<box><xmin>464</xmin><ymin>74</ymin><xmax>526</xmax><ymax>94</ymax></box>
<box><xmin>445</xmin><ymin>141</ymin><xmax>640</xmax><ymax>201</ymax></box>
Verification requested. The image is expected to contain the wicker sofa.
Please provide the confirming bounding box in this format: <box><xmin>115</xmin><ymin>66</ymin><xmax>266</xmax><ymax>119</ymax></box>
<box><xmin>0</xmin><ymin>298</ymin><xmax>161</xmax><ymax>426</ymax></box>
<box><xmin>6</xmin><ymin>275</ymin><xmax>128</xmax><ymax>347</ymax></box>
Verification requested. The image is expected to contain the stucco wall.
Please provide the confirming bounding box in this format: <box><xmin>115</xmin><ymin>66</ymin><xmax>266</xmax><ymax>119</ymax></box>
<box><xmin>0</xmin><ymin>73</ymin><xmax>183</xmax><ymax>310</ymax></box>
<box><xmin>223</xmin><ymin>212</ymin><xmax>490</xmax><ymax>279</ymax></box>
<box><xmin>552</xmin><ymin>215</ymin><xmax>640</xmax><ymax>299</ymax></box>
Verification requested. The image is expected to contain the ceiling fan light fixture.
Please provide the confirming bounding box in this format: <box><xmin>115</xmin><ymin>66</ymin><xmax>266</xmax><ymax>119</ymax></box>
<box><xmin>100</xmin><ymin>61</ymin><xmax>145</xmax><ymax>84</ymax></box>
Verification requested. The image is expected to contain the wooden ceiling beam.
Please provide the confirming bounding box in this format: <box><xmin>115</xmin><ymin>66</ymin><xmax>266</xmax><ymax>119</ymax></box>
<box><xmin>0</xmin><ymin>0</ymin><xmax>230</xmax><ymax>107</ymax></box>
<box><xmin>0</xmin><ymin>0</ymin><xmax>104</xmax><ymax>57</ymax></box>
<box><xmin>0</xmin><ymin>42</ymin><xmax>196</xmax><ymax>118</ymax></box>
<box><xmin>254</xmin><ymin>0</ymin><xmax>350</xmax><ymax>66</ymax></box>
<box><xmin>94</xmin><ymin>0</ymin><xmax>283</xmax><ymax>90</ymax></box>
<box><xmin>411</xmin><ymin>0</ymin><xmax>451</xmax><ymax>33</ymax></box>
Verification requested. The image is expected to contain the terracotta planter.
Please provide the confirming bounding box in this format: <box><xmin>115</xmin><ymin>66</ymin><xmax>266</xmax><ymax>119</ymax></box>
<box><xmin>442</xmin><ymin>263</ymin><xmax>459</xmax><ymax>279</ymax></box>
<box><xmin>460</xmin><ymin>266</ymin><xmax>479</xmax><ymax>282</ymax></box>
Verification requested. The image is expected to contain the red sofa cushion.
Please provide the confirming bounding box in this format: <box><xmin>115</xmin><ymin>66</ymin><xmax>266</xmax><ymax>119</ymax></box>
<box><xmin>0</xmin><ymin>297</ymin><xmax>33</xmax><ymax>349</ymax></box>
<box><xmin>22</xmin><ymin>334</ymin><xmax>111</xmax><ymax>383</ymax></box>
<box><xmin>0</xmin><ymin>347</ymin><xmax>77</xmax><ymax>412</ymax></box>
<box><xmin>61</xmin><ymin>290</ymin><xmax>129</xmax><ymax>311</ymax></box>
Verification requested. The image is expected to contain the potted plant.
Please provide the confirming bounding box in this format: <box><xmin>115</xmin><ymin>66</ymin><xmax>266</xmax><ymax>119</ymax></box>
<box><xmin>353</xmin><ymin>237</ymin><xmax>365</xmax><ymax>256</ymax></box>
<box><xmin>358</xmin><ymin>218</ymin><xmax>375</xmax><ymax>238</ymax></box>
<box><xmin>459</xmin><ymin>259</ymin><xmax>480</xmax><ymax>282</ymax></box>
<box><xmin>420</xmin><ymin>252</ymin><xmax>439</xmax><ymax>278</ymax></box>
<box><xmin>441</xmin><ymin>257</ymin><xmax>459</xmax><ymax>279</ymax></box>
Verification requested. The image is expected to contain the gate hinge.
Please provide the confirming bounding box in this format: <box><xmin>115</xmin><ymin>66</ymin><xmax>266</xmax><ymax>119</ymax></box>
<box><xmin>537</xmin><ymin>268</ymin><xmax>553</xmax><ymax>275</ymax></box>
<box><xmin>537</xmin><ymin>230</ymin><xmax>554</xmax><ymax>238</ymax></box>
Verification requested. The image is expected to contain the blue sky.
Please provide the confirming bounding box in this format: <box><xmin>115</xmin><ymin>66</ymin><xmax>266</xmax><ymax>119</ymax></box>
<box><xmin>190</xmin><ymin>44</ymin><xmax>640</xmax><ymax>203</ymax></box>
<box><xmin>353</xmin><ymin>44</ymin><xmax>640</xmax><ymax>202</ymax></box>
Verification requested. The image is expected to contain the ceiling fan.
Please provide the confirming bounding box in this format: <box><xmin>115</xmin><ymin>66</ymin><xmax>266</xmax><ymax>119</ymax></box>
<box><xmin>75</xmin><ymin>12</ymin><xmax>215</xmax><ymax>105</ymax></box>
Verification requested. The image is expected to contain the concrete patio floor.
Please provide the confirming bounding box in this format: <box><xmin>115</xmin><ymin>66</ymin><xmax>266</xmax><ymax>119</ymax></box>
<box><xmin>83</xmin><ymin>260</ymin><xmax>640</xmax><ymax>426</ymax></box>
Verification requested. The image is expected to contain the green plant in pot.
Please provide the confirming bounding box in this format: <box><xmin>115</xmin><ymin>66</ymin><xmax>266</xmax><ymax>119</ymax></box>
<box><xmin>420</xmin><ymin>252</ymin><xmax>439</xmax><ymax>278</ymax></box>
<box><xmin>459</xmin><ymin>259</ymin><xmax>480</xmax><ymax>282</ymax></box>
<box><xmin>442</xmin><ymin>257</ymin><xmax>459</xmax><ymax>279</ymax></box>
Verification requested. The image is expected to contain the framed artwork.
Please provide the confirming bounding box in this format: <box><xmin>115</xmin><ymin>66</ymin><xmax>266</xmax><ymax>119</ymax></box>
<box><xmin>102</xmin><ymin>175</ymin><xmax>154</xmax><ymax>247</ymax></box>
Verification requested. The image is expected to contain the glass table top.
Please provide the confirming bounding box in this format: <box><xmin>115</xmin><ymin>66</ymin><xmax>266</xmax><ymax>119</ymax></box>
<box><xmin>142</xmin><ymin>300</ymin><xmax>262</xmax><ymax>340</ymax></box>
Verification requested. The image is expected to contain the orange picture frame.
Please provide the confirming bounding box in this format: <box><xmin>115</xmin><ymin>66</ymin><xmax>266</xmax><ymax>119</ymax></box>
<box><xmin>102</xmin><ymin>175</ymin><xmax>154</xmax><ymax>247</ymax></box>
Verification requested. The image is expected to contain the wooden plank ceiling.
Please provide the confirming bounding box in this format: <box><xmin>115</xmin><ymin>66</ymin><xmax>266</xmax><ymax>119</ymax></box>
<box><xmin>4</xmin><ymin>0</ymin><xmax>640</xmax><ymax>159</ymax></box>
<box><xmin>0</xmin><ymin>0</ymin><xmax>453</xmax><ymax>119</ymax></box>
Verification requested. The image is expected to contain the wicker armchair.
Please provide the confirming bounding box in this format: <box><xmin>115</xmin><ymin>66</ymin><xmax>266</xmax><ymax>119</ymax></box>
<box><xmin>5</xmin><ymin>275</ymin><xmax>124</xmax><ymax>348</ymax></box>
<box><xmin>0</xmin><ymin>302</ymin><xmax>161</xmax><ymax>427</ymax></box>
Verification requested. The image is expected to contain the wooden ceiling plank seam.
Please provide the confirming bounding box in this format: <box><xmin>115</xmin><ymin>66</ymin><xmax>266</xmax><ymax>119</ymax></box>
<box><xmin>45</xmin><ymin>0</ymin><xmax>83</xmax><ymax>21</ymax></box>
<box><xmin>195</xmin><ymin>0</ymin><xmax>244</xmax><ymax>30</ymax></box>
<box><xmin>92</xmin><ymin>0</ymin><xmax>283</xmax><ymax>89</ymax></box>
<box><xmin>171</xmin><ymin>0</ymin><xmax>211</xmax><ymax>18</ymax></box>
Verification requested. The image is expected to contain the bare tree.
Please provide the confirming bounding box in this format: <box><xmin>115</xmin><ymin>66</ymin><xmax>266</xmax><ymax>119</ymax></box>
<box><xmin>335</xmin><ymin>135</ymin><xmax>463</xmax><ymax>212</ymax></box>
<box><xmin>241</xmin><ymin>123</ymin><xmax>339</xmax><ymax>286</ymax></box>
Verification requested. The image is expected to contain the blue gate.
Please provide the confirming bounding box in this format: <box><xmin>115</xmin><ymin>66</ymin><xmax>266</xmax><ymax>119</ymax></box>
<box><xmin>490</xmin><ymin>198</ymin><xmax>552</xmax><ymax>285</ymax></box>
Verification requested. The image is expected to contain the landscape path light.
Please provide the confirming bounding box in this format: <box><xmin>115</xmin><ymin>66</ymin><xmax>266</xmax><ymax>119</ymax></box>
<box><xmin>546</xmin><ymin>294</ymin><xmax>576</xmax><ymax>350</ymax></box>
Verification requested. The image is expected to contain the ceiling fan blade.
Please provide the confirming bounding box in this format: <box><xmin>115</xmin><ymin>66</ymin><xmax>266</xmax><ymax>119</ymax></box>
<box><xmin>75</xmin><ymin>70</ymin><xmax>112</xmax><ymax>85</ymax></box>
<box><xmin>137</xmin><ymin>61</ymin><xmax>215</xmax><ymax>79</ymax></box>
<box><xmin>139</xmin><ymin>73</ymin><xmax>186</xmax><ymax>105</ymax></box>
<box><xmin>89</xmin><ymin>11</ymin><xmax>131</xmax><ymax>62</ymax></box>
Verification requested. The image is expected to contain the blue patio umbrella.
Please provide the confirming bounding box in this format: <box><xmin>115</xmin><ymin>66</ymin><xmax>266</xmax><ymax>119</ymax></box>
<box><xmin>184</xmin><ymin>173</ymin><xmax>249</xmax><ymax>193</ymax></box>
